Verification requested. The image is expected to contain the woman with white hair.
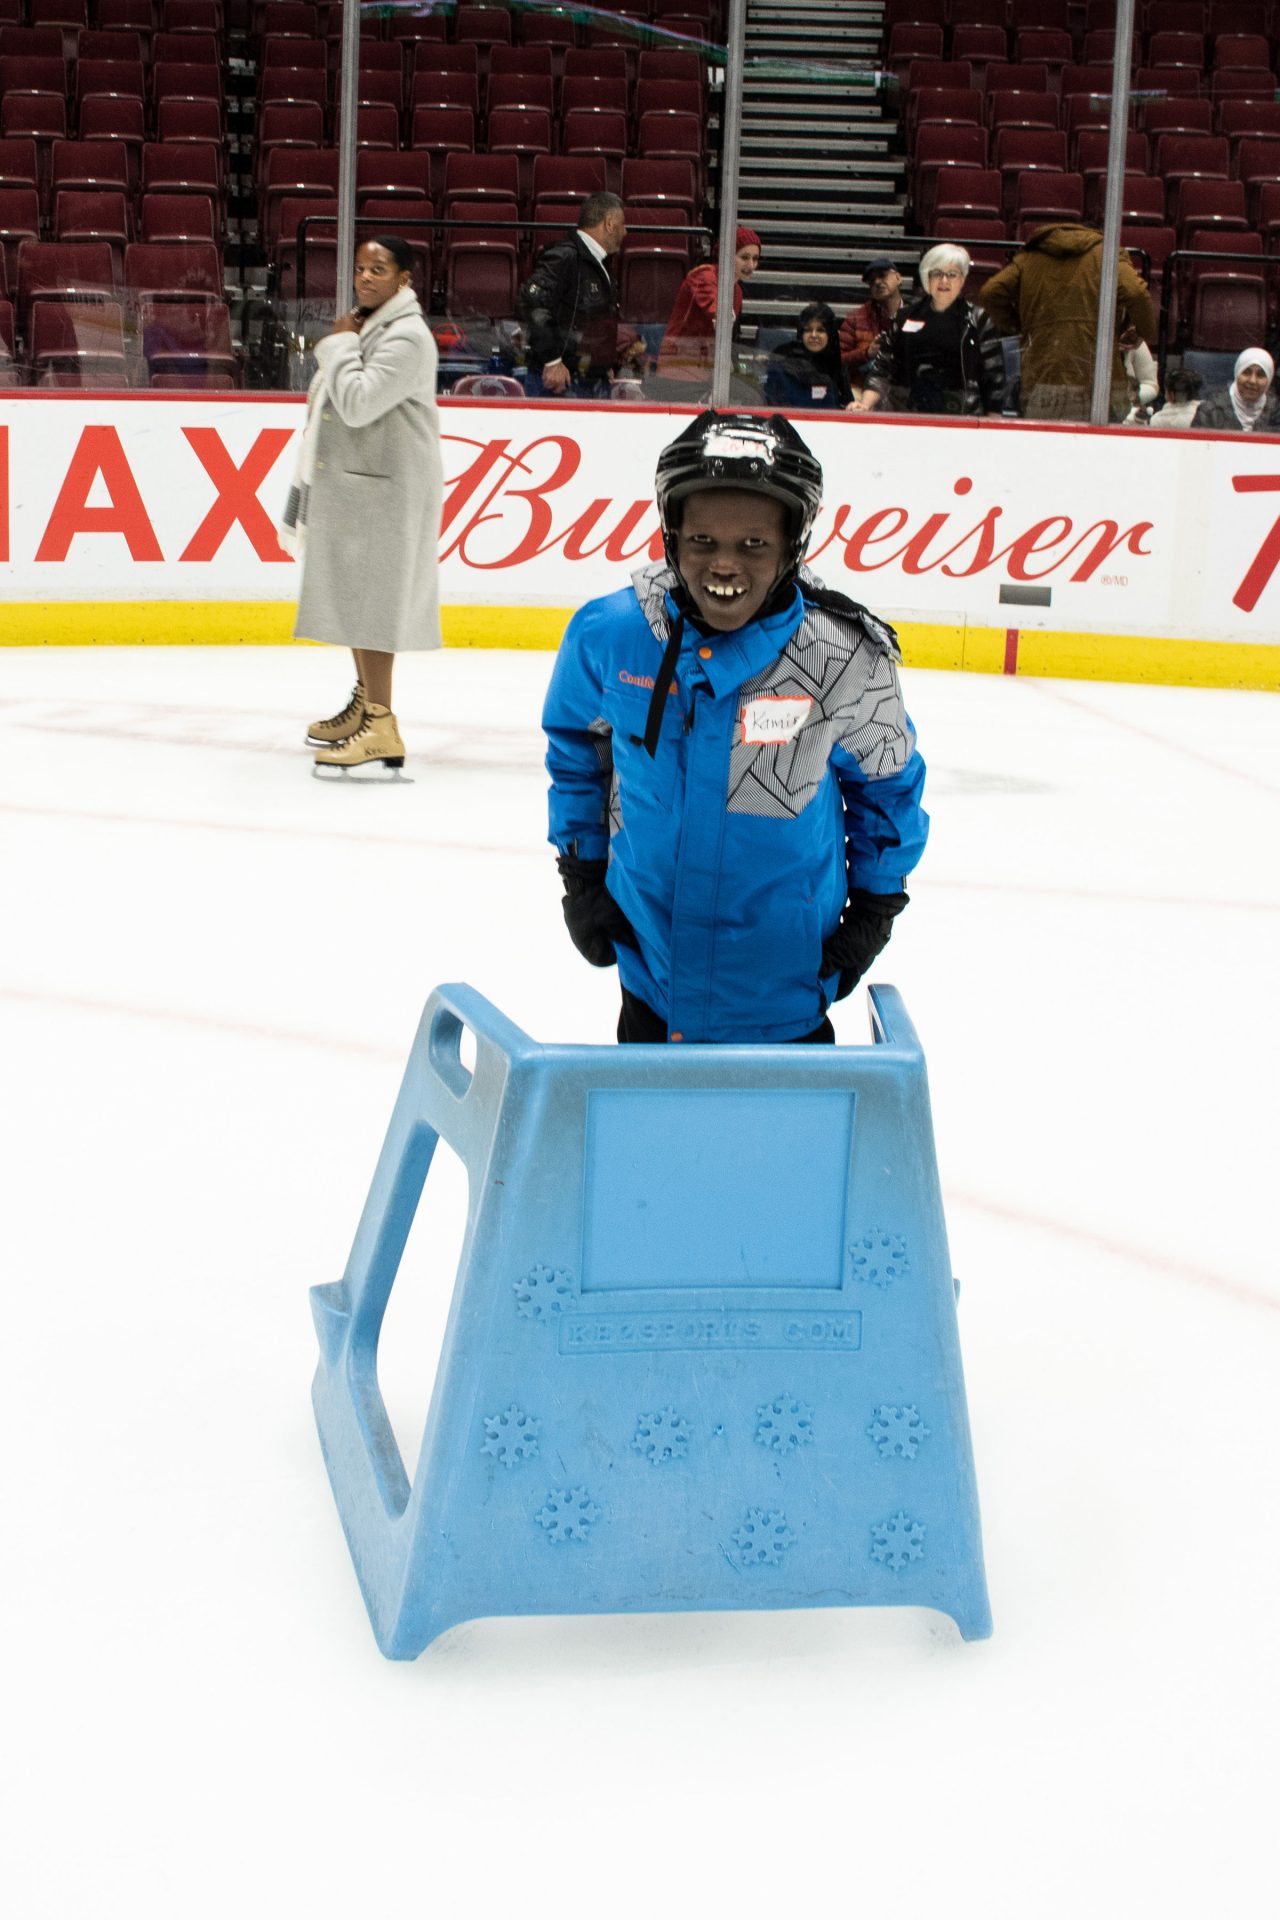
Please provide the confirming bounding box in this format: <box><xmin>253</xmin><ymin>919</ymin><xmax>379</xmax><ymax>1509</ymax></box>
<box><xmin>1192</xmin><ymin>349</ymin><xmax>1280</xmax><ymax>434</ymax></box>
<box><xmin>859</xmin><ymin>244</ymin><xmax>1005</xmax><ymax>416</ymax></box>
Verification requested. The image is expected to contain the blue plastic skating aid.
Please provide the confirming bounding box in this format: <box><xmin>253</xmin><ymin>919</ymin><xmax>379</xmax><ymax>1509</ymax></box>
<box><xmin>310</xmin><ymin>984</ymin><xmax>991</xmax><ymax>1658</ymax></box>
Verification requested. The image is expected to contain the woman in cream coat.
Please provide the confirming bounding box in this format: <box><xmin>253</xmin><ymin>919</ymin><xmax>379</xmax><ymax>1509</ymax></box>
<box><xmin>284</xmin><ymin>235</ymin><xmax>442</xmax><ymax>777</ymax></box>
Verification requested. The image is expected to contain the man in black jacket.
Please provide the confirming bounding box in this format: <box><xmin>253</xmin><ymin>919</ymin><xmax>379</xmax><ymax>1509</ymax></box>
<box><xmin>521</xmin><ymin>191</ymin><xmax>626</xmax><ymax>398</ymax></box>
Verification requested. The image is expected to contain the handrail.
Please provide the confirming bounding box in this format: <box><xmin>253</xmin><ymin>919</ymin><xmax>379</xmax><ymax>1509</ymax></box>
<box><xmin>293</xmin><ymin>213</ymin><xmax>712</xmax><ymax>304</ymax></box>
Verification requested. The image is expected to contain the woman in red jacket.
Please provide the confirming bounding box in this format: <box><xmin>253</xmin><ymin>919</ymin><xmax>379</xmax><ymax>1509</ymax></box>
<box><xmin>654</xmin><ymin>226</ymin><xmax>761</xmax><ymax>396</ymax></box>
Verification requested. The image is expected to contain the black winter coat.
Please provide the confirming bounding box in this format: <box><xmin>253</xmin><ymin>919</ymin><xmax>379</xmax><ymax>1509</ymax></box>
<box><xmin>519</xmin><ymin>234</ymin><xmax>619</xmax><ymax>382</ymax></box>
<box><xmin>869</xmin><ymin>295</ymin><xmax>1006</xmax><ymax>415</ymax></box>
<box><xmin>762</xmin><ymin>340</ymin><xmax>853</xmax><ymax>410</ymax></box>
<box><xmin>1192</xmin><ymin>388</ymin><xmax>1280</xmax><ymax>434</ymax></box>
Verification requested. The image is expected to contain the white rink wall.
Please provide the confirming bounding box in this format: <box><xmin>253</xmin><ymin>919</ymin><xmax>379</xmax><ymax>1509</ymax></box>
<box><xmin>2</xmin><ymin>392</ymin><xmax>1279</xmax><ymax>686</ymax></box>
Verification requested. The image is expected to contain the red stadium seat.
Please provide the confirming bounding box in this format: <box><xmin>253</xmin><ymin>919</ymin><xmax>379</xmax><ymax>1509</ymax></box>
<box><xmin>141</xmin><ymin>141</ymin><xmax>222</xmax><ymax>237</ymax></box>
<box><xmin>535</xmin><ymin>153</ymin><xmax>607</xmax><ymax>205</ymax></box>
<box><xmin>933</xmin><ymin>166</ymin><xmax>1003</xmax><ymax>222</ymax></box>
<box><xmin>487</xmin><ymin>71</ymin><xmax>554</xmax><ymax>117</ymax></box>
<box><xmin>356</xmin><ymin>150</ymin><xmax>432</xmax><ymax>207</ymax></box>
<box><xmin>886</xmin><ymin>24</ymin><xmax>943</xmax><ymax>91</ymax></box>
<box><xmin>1014</xmin><ymin>170</ymin><xmax>1084</xmax><ymax>240</ymax></box>
<box><xmin>140</xmin><ymin>297</ymin><xmax>237</xmax><ymax>379</ymax></box>
<box><xmin>621</xmin><ymin>156</ymin><xmax>696</xmax><ymax>217</ymax></box>
<box><xmin>564</xmin><ymin>107</ymin><xmax>629</xmax><ymax>195</ymax></box>
<box><xmin>983</xmin><ymin>63</ymin><xmax>1050</xmax><ymax>97</ymax></box>
<box><xmin>30</xmin><ymin>297</ymin><xmax>127</xmax><ymax>380</ymax></box>
<box><xmin>1143</xmin><ymin>98</ymin><xmax>1214</xmax><ymax>141</ymax></box>
<box><xmin>486</xmin><ymin>106</ymin><xmax>550</xmax><ymax>208</ymax></box>
<box><xmin>442</xmin><ymin>151</ymin><xmax>519</xmax><ymax>210</ymax></box>
<box><xmin>331</xmin><ymin>103</ymin><xmax>400</xmax><ymax>152</ymax></box>
<box><xmin>1077</xmin><ymin>128</ymin><xmax>1151</xmax><ymax>221</ymax></box>
<box><xmin>156</xmin><ymin>98</ymin><xmax>221</xmax><ymax>147</ymax></box>
<box><xmin>139</xmin><ymin>192</ymin><xmax>215</xmax><ymax>243</ymax></box>
<box><xmin>408</xmin><ymin>105</ymin><xmax>475</xmax><ymax>201</ymax></box>
<box><xmin>912</xmin><ymin>123</ymin><xmax>988</xmax><ymax>229</ymax></box>
<box><xmin>0</xmin><ymin>184</ymin><xmax>38</xmax><ymax>283</ymax></box>
<box><xmin>1175</xmin><ymin>176</ymin><xmax>1248</xmax><ymax>242</ymax></box>
<box><xmin>912</xmin><ymin>88</ymin><xmax>983</xmax><ymax>133</ymax></box>
<box><xmin>124</xmin><ymin>239</ymin><xmax>224</xmax><ymax>306</ymax></box>
<box><xmin>253</xmin><ymin>100</ymin><xmax>323</xmax><ymax>192</ymax></box>
<box><xmin>409</xmin><ymin>70</ymin><xmax>479</xmax><ymax>118</ymax></box>
<box><xmin>562</xmin><ymin>73</ymin><xmax>629</xmax><ymax>118</ymax></box>
<box><xmin>260</xmin><ymin>145</ymin><xmax>338</xmax><ymax>251</ymax></box>
<box><xmin>17</xmin><ymin>236</ymin><xmax>115</xmax><ymax>329</ymax></box>
<box><xmin>987</xmin><ymin>90</ymin><xmax>1059</xmax><ymax>134</ymax></box>
<box><xmin>1013</xmin><ymin>28</ymin><xmax>1072</xmax><ymax>88</ymax></box>
<box><xmin>950</xmin><ymin>25</ymin><xmax>1007</xmax><ymax>89</ymax></box>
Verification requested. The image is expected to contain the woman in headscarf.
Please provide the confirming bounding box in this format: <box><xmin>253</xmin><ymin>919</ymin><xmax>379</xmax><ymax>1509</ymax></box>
<box><xmin>653</xmin><ymin>225</ymin><xmax>761</xmax><ymax>397</ymax></box>
<box><xmin>763</xmin><ymin>302</ymin><xmax>856</xmax><ymax>410</ymax></box>
<box><xmin>1193</xmin><ymin>348</ymin><xmax>1280</xmax><ymax>433</ymax></box>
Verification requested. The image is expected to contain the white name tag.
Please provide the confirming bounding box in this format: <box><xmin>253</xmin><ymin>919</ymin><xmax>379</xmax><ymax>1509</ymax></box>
<box><xmin>741</xmin><ymin>696</ymin><xmax>813</xmax><ymax>744</ymax></box>
<box><xmin>901</xmin><ymin>318</ymin><xmax>925</xmax><ymax>332</ymax></box>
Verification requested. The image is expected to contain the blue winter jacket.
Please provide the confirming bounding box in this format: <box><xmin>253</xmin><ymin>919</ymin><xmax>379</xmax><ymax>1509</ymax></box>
<box><xmin>544</xmin><ymin>562</ymin><xmax>929</xmax><ymax>1042</ymax></box>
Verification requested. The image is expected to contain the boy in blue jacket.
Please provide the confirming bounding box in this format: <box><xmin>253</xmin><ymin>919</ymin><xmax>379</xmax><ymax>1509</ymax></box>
<box><xmin>542</xmin><ymin>411</ymin><xmax>928</xmax><ymax>1043</ymax></box>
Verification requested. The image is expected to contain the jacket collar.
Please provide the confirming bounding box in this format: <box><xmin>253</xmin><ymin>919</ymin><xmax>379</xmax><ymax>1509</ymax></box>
<box><xmin>630</xmin><ymin>563</ymin><xmax>805</xmax><ymax>693</ymax></box>
<box><xmin>359</xmin><ymin>285</ymin><xmax>422</xmax><ymax>342</ymax></box>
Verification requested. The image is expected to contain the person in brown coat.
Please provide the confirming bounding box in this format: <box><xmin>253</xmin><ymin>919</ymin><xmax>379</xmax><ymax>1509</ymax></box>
<box><xmin>976</xmin><ymin>222</ymin><xmax>1156</xmax><ymax>423</ymax></box>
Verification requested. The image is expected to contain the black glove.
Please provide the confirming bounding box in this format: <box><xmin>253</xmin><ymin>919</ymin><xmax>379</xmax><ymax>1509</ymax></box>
<box><xmin>820</xmin><ymin>888</ymin><xmax>909</xmax><ymax>1002</ymax></box>
<box><xmin>557</xmin><ymin>854</ymin><xmax>639</xmax><ymax>968</ymax></box>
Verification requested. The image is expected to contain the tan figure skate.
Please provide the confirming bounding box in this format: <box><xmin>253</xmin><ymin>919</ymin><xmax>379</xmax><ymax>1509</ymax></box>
<box><xmin>306</xmin><ymin>681</ymin><xmax>366</xmax><ymax>746</ymax></box>
<box><xmin>312</xmin><ymin>704</ymin><xmax>409</xmax><ymax>781</ymax></box>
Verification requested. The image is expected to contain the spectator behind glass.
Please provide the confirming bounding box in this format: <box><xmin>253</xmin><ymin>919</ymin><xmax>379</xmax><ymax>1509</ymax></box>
<box><xmin>862</xmin><ymin>245</ymin><xmax>1005</xmax><ymax>416</ymax></box>
<box><xmin>1121</xmin><ymin>329</ymin><xmax>1159</xmax><ymax>424</ymax></box>
<box><xmin>763</xmin><ymin>302</ymin><xmax>856</xmax><ymax>411</ymax></box>
<box><xmin>1147</xmin><ymin>366</ymin><xmax>1202</xmax><ymax>430</ymax></box>
<box><xmin>519</xmin><ymin>191</ymin><xmax>630</xmax><ymax>398</ymax></box>
<box><xmin>653</xmin><ymin>226</ymin><xmax>761</xmax><ymax>398</ymax></box>
<box><xmin>976</xmin><ymin>222</ymin><xmax>1155</xmax><ymax>423</ymax></box>
<box><xmin>1193</xmin><ymin>349</ymin><xmax>1280</xmax><ymax>433</ymax></box>
<box><xmin>839</xmin><ymin>257</ymin><xmax>903</xmax><ymax>392</ymax></box>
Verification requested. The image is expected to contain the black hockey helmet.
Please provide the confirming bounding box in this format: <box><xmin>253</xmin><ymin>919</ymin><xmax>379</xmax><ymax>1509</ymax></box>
<box><xmin>655</xmin><ymin>410</ymin><xmax>824</xmax><ymax>583</ymax></box>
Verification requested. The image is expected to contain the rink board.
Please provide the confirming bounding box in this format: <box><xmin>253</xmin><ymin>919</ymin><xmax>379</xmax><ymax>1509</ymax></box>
<box><xmin>2</xmin><ymin>393</ymin><xmax>1278</xmax><ymax>689</ymax></box>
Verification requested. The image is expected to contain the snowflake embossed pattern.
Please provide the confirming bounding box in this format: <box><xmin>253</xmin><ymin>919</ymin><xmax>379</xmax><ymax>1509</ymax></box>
<box><xmin>535</xmin><ymin>1488</ymin><xmax>601</xmax><ymax>1545</ymax></box>
<box><xmin>850</xmin><ymin>1229</ymin><xmax>909</xmax><ymax>1288</ymax></box>
<box><xmin>870</xmin><ymin>1509</ymin><xmax>927</xmax><ymax>1572</ymax></box>
<box><xmin>481</xmin><ymin>1405</ymin><xmax>541</xmax><ymax>1469</ymax></box>
<box><xmin>512</xmin><ymin>1263</ymin><xmax>574</xmax><ymax>1321</ymax></box>
<box><xmin>632</xmin><ymin>1408</ymin><xmax>690</xmax><ymax>1467</ymax></box>
<box><xmin>754</xmin><ymin>1395</ymin><xmax>815</xmax><ymax>1454</ymax></box>
<box><xmin>867</xmin><ymin>1405</ymin><xmax>930</xmax><ymax>1461</ymax></box>
<box><xmin>731</xmin><ymin>1508</ymin><xmax>797</xmax><ymax>1569</ymax></box>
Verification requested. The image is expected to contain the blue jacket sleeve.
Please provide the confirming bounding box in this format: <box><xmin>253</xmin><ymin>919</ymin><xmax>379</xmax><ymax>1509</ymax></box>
<box><xmin>831</xmin><ymin>732</ymin><xmax>929</xmax><ymax>894</ymax></box>
<box><xmin>543</xmin><ymin>604</ymin><xmax>614</xmax><ymax>862</ymax></box>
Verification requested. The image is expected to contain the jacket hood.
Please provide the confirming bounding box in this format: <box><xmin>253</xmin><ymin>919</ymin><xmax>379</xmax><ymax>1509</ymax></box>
<box><xmin>1022</xmin><ymin>223</ymin><xmax>1102</xmax><ymax>258</ymax></box>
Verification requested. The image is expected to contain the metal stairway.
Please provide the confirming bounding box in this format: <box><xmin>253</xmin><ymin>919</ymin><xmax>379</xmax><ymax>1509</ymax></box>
<box><xmin>713</xmin><ymin>0</ymin><xmax>905</xmax><ymax>329</ymax></box>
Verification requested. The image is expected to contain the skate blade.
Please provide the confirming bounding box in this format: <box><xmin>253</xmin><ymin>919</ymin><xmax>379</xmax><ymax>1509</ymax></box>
<box><xmin>312</xmin><ymin>759</ymin><xmax>412</xmax><ymax>784</ymax></box>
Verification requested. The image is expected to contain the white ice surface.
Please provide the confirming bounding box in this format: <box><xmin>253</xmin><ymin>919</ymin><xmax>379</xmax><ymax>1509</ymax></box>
<box><xmin>1</xmin><ymin>645</ymin><xmax>1278</xmax><ymax>1919</ymax></box>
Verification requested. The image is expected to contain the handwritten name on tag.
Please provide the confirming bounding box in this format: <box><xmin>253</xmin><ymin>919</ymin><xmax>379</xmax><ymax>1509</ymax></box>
<box><xmin>741</xmin><ymin>696</ymin><xmax>813</xmax><ymax>744</ymax></box>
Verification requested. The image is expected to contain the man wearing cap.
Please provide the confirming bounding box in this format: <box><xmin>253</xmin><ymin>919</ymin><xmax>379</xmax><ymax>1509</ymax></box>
<box><xmin>839</xmin><ymin>257</ymin><xmax>904</xmax><ymax>393</ymax></box>
<box><xmin>653</xmin><ymin>227</ymin><xmax>762</xmax><ymax>398</ymax></box>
